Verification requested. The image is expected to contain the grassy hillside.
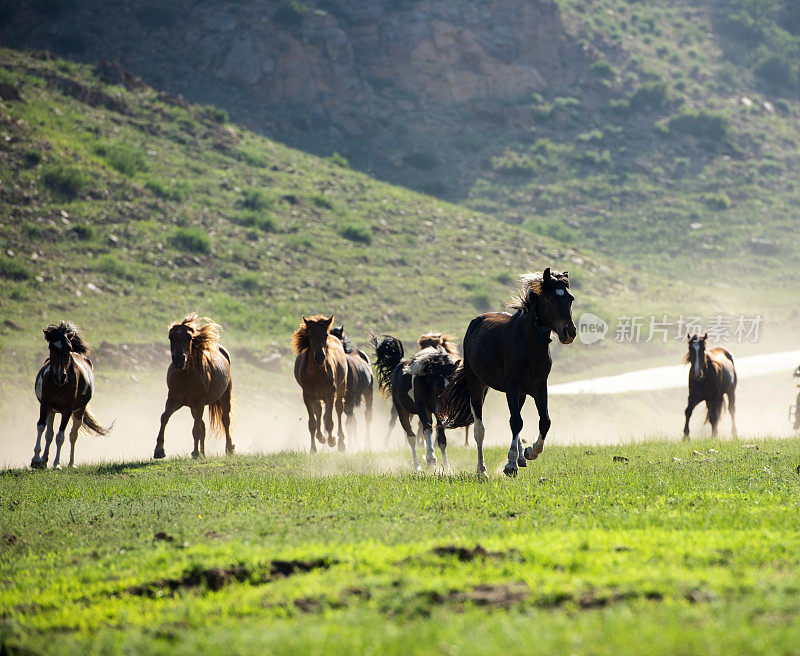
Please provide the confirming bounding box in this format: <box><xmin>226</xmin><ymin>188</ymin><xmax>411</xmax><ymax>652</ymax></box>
<box><xmin>464</xmin><ymin>0</ymin><xmax>800</xmax><ymax>285</ymax></box>
<box><xmin>0</xmin><ymin>46</ymin><xmax>641</xmax><ymax>355</ymax></box>
<box><xmin>3</xmin><ymin>439</ymin><xmax>800</xmax><ymax>654</ymax></box>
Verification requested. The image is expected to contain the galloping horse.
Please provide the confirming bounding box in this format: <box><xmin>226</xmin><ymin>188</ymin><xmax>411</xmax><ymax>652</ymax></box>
<box><xmin>293</xmin><ymin>315</ymin><xmax>348</xmax><ymax>453</ymax></box>
<box><xmin>31</xmin><ymin>321</ymin><xmax>112</xmax><ymax>469</ymax></box>
<box><xmin>153</xmin><ymin>313</ymin><xmax>234</xmax><ymax>459</ymax></box>
<box><xmin>683</xmin><ymin>333</ymin><xmax>737</xmax><ymax>438</ymax></box>
<box><xmin>372</xmin><ymin>332</ymin><xmax>459</xmax><ymax>471</ymax></box>
<box><xmin>330</xmin><ymin>325</ymin><xmax>374</xmax><ymax>449</ymax></box>
<box><xmin>439</xmin><ymin>268</ymin><xmax>576</xmax><ymax>477</ymax></box>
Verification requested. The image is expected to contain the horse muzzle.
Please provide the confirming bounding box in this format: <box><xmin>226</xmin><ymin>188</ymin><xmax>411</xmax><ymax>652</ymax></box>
<box><xmin>53</xmin><ymin>371</ymin><xmax>68</xmax><ymax>386</ymax></box>
<box><xmin>557</xmin><ymin>324</ymin><xmax>577</xmax><ymax>345</ymax></box>
<box><xmin>172</xmin><ymin>354</ymin><xmax>187</xmax><ymax>369</ymax></box>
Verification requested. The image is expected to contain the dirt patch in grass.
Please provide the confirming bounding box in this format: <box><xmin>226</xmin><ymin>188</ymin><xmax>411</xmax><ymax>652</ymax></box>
<box><xmin>126</xmin><ymin>558</ymin><xmax>331</xmax><ymax>597</ymax></box>
<box><xmin>431</xmin><ymin>544</ymin><xmax>507</xmax><ymax>561</ymax></box>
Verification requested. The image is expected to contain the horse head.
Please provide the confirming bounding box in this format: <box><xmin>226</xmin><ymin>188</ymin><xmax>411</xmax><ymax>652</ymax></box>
<box><xmin>168</xmin><ymin>322</ymin><xmax>194</xmax><ymax>370</ymax></box>
<box><xmin>539</xmin><ymin>268</ymin><xmax>576</xmax><ymax>345</ymax></box>
<box><xmin>304</xmin><ymin>315</ymin><xmax>334</xmax><ymax>366</ymax></box>
<box><xmin>686</xmin><ymin>332</ymin><xmax>708</xmax><ymax>380</ymax></box>
<box><xmin>43</xmin><ymin>321</ymin><xmax>82</xmax><ymax>386</ymax></box>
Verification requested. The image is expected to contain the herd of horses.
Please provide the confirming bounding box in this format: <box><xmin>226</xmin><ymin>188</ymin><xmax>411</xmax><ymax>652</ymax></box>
<box><xmin>29</xmin><ymin>267</ymin><xmax>741</xmax><ymax>475</ymax></box>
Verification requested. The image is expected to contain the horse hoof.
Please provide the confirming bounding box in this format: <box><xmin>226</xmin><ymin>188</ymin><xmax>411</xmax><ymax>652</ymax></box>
<box><xmin>476</xmin><ymin>469</ymin><xmax>489</xmax><ymax>481</ymax></box>
<box><xmin>53</xmin><ymin>463</ymin><xmax>62</xmax><ymax>471</ymax></box>
<box><xmin>426</xmin><ymin>457</ymin><xmax>437</xmax><ymax>467</ymax></box>
<box><xmin>316</xmin><ymin>434</ymin><xmax>326</xmax><ymax>444</ymax></box>
<box><xmin>30</xmin><ymin>459</ymin><xmax>45</xmax><ymax>470</ymax></box>
<box><xmin>503</xmin><ymin>462</ymin><xmax>518</xmax><ymax>477</ymax></box>
<box><xmin>517</xmin><ymin>457</ymin><xmax>528</xmax><ymax>468</ymax></box>
<box><xmin>191</xmin><ymin>451</ymin><xmax>201</xmax><ymax>460</ymax></box>
<box><xmin>337</xmin><ymin>442</ymin><xmax>346</xmax><ymax>453</ymax></box>
<box><xmin>226</xmin><ymin>444</ymin><xmax>236</xmax><ymax>455</ymax></box>
<box><xmin>153</xmin><ymin>446</ymin><xmax>166</xmax><ymax>459</ymax></box>
<box><xmin>523</xmin><ymin>446</ymin><xmax>541</xmax><ymax>461</ymax></box>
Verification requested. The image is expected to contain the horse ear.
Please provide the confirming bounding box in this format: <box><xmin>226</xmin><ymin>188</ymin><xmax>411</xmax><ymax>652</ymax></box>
<box><xmin>302</xmin><ymin>315</ymin><xmax>308</xmax><ymax>325</ymax></box>
<box><xmin>703</xmin><ymin>332</ymin><xmax>708</xmax><ymax>341</ymax></box>
<box><xmin>543</xmin><ymin>267</ymin><xmax>552</xmax><ymax>284</ymax></box>
<box><xmin>327</xmin><ymin>315</ymin><xmax>334</xmax><ymax>327</ymax></box>
<box><xmin>687</xmin><ymin>333</ymin><xmax>691</xmax><ymax>341</ymax></box>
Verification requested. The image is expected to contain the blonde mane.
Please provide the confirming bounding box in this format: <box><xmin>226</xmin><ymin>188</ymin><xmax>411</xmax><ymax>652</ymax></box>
<box><xmin>291</xmin><ymin>315</ymin><xmax>332</xmax><ymax>354</ymax></box>
<box><xmin>417</xmin><ymin>332</ymin><xmax>459</xmax><ymax>358</ymax></box>
<box><xmin>506</xmin><ymin>270</ymin><xmax>569</xmax><ymax>312</ymax></box>
<box><xmin>170</xmin><ymin>312</ymin><xmax>221</xmax><ymax>369</ymax></box>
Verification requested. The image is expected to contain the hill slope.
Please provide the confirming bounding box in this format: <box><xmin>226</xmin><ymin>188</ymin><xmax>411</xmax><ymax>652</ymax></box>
<box><xmin>0</xmin><ymin>47</ymin><xmax>638</xmax><ymax>354</ymax></box>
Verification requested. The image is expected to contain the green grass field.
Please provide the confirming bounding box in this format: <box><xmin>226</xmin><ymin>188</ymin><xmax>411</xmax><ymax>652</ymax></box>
<box><xmin>3</xmin><ymin>438</ymin><xmax>800</xmax><ymax>655</ymax></box>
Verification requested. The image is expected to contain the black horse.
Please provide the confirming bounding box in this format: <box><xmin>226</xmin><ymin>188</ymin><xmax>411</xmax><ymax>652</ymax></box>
<box><xmin>330</xmin><ymin>325</ymin><xmax>374</xmax><ymax>449</ymax></box>
<box><xmin>439</xmin><ymin>268</ymin><xmax>576</xmax><ymax>477</ymax></box>
<box><xmin>682</xmin><ymin>333</ymin><xmax>737</xmax><ymax>439</ymax></box>
<box><xmin>371</xmin><ymin>333</ymin><xmax>459</xmax><ymax>471</ymax></box>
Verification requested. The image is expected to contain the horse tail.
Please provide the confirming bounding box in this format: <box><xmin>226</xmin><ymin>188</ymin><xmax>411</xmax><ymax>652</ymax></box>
<box><xmin>704</xmin><ymin>393</ymin><xmax>726</xmax><ymax>426</ymax></box>
<box><xmin>369</xmin><ymin>333</ymin><xmax>404</xmax><ymax>397</ymax></box>
<box><xmin>81</xmin><ymin>408</ymin><xmax>114</xmax><ymax>436</ymax></box>
<box><xmin>208</xmin><ymin>400</ymin><xmax>224</xmax><ymax>438</ymax></box>
<box><xmin>438</xmin><ymin>363</ymin><xmax>475</xmax><ymax>428</ymax></box>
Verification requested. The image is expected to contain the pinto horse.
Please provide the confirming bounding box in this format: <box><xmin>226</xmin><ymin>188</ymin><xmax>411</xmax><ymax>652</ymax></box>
<box><xmin>683</xmin><ymin>333</ymin><xmax>737</xmax><ymax>438</ymax></box>
<box><xmin>439</xmin><ymin>268</ymin><xmax>576</xmax><ymax>477</ymax></box>
<box><xmin>330</xmin><ymin>325</ymin><xmax>374</xmax><ymax>449</ymax></box>
<box><xmin>31</xmin><ymin>321</ymin><xmax>112</xmax><ymax>469</ymax></box>
<box><xmin>372</xmin><ymin>332</ymin><xmax>459</xmax><ymax>471</ymax></box>
<box><xmin>293</xmin><ymin>315</ymin><xmax>348</xmax><ymax>453</ymax></box>
<box><xmin>153</xmin><ymin>313</ymin><xmax>234</xmax><ymax>459</ymax></box>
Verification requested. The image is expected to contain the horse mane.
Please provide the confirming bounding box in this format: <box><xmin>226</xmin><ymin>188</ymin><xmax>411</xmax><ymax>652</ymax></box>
<box><xmin>170</xmin><ymin>312</ymin><xmax>221</xmax><ymax>367</ymax></box>
<box><xmin>506</xmin><ymin>270</ymin><xmax>570</xmax><ymax>312</ymax></box>
<box><xmin>291</xmin><ymin>315</ymin><xmax>331</xmax><ymax>354</ymax></box>
<box><xmin>43</xmin><ymin>321</ymin><xmax>90</xmax><ymax>354</ymax></box>
<box><xmin>417</xmin><ymin>332</ymin><xmax>458</xmax><ymax>358</ymax></box>
<box><xmin>683</xmin><ymin>336</ymin><xmax>705</xmax><ymax>365</ymax></box>
<box><xmin>404</xmin><ymin>346</ymin><xmax>458</xmax><ymax>376</ymax></box>
<box><xmin>330</xmin><ymin>326</ymin><xmax>356</xmax><ymax>354</ymax></box>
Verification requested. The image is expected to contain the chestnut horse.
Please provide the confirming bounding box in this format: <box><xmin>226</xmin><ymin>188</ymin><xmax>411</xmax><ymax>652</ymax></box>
<box><xmin>372</xmin><ymin>332</ymin><xmax>459</xmax><ymax>471</ymax></box>
<box><xmin>31</xmin><ymin>321</ymin><xmax>112</xmax><ymax>469</ymax></box>
<box><xmin>293</xmin><ymin>315</ymin><xmax>348</xmax><ymax>453</ymax></box>
<box><xmin>683</xmin><ymin>333</ymin><xmax>737</xmax><ymax>438</ymax></box>
<box><xmin>330</xmin><ymin>325</ymin><xmax>374</xmax><ymax>449</ymax></box>
<box><xmin>153</xmin><ymin>313</ymin><xmax>234</xmax><ymax>459</ymax></box>
<box><xmin>439</xmin><ymin>268</ymin><xmax>576</xmax><ymax>477</ymax></box>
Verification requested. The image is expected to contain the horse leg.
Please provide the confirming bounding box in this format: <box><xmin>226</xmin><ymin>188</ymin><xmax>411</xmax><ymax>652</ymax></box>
<box><xmin>313</xmin><ymin>400</ymin><xmax>325</xmax><ymax>444</ymax></box>
<box><xmin>190</xmin><ymin>406</ymin><xmax>205</xmax><ymax>459</ymax></box>
<box><xmin>154</xmin><ymin>397</ymin><xmax>181</xmax><ymax>459</ymax></box>
<box><xmin>335</xmin><ymin>392</ymin><xmax>347</xmax><ymax>452</ymax></box>
<box><xmin>323</xmin><ymin>393</ymin><xmax>336</xmax><ymax>448</ymax></box>
<box><xmin>683</xmin><ymin>396</ymin><xmax>699</xmax><ymax>439</ymax></box>
<box><xmin>415</xmin><ymin>400</ymin><xmax>436</xmax><ymax>467</ymax></box>
<box><xmin>708</xmin><ymin>400</ymin><xmax>720</xmax><ymax>438</ymax></box>
<box><xmin>344</xmin><ymin>400</ymin><xmax>357</xmax><ymax>452</ymax></box>
<box><xmin>397</xmin><ymin>405</ymin><xmax>421</xmax><ymax>472</ymax></box>
<box><xmin>795</xmin><ymin>390</ymin><xmax>800</xmax><ymax>431</ymax></box>
<box><xmin>727</xmin><ymin>389</ymin><xmax>737</xmax><ymax>437</ymax></box>
<box><xmin>524</xmin><ymin>384</ymin><xmax>550</xmax><ymax>461</ymax></box>
<box><xmin>503</xmin><ymin>382</ymin><xmax>523</xmax><ymax>477</ymax></box>
<box><xmin>31</xmin><ymin>404</ymin><xmax>50</xmax><ymax>468</ymax></box>
<box><xmin>468</xmin><ymin>374</ymin><xmax>489</xmax><ymax>478</ymax></box>
<box><xmin>51</xmin><ymin>412</ymin><xmax>71</xmax><ymax>470</ymax></box>
<box><xmin>220</xmin><ymin>383</ymin><xmax>235</xmax><ymax>455</ymax></box>
<box><xmin>464</xmin><ymin>426</ymin><xmax>469</xmax><ymax>447</ymax></box>
<box><xmin>40</xmin><ymin>411</ymin><xmax>56</xmax><ymax>467</ymax></box>
<box><xmin>364</xmin><ymin>381</ymin><xmax>374</xmax><ymax>452</ymax></box>
<box><xmin>386</xmin><ymin>405</ymin><xmax>398</xmax><ymax>447</ymax></box>
<box><xmin>303</xmin><ymin>393</ymin><xmax>319</xmax><ymax>454</ymax></box>
<box><xmin>67</xmin><ymin>408</ymin><xmax>85</xmax><ymax>468</ymax></box>
<box><xmin>435</xmin><ymin>417</ymin><xmax>450</xmax><ymax>472</ymax></box>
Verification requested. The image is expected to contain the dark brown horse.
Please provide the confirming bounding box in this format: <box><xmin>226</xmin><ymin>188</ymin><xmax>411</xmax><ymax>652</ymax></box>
<box><xmin>293</xmin><ymin>315</ymin><xmax>348</xmax><ymax>453</ymax></box>
<box><xmin>439</xmin><ymin>268</ymin><xmax>576</xmax><ymax>477</ymax></box>
<box><xmin>31</xmin><ymin>321</ymin><xmax>112</xmax><ymax>469</ymax></box>
<box><xmin>683</xmin><ymin>333</ymin><xmax>737</xmax><ymax>438</ymax></box>
<box><xmin>153</xmin><ymin>313</ymin><xmax>234</xmax><ymax>459</ymax></box>
<box><xmin>330</xmin><ymin>325</ymin><xmax>374</xmax><ymax>449</ymax></box>
<box><xmin>372</xmin><ymin>332</ymin><xmax>460</xmax><ymax>471</ymax></box>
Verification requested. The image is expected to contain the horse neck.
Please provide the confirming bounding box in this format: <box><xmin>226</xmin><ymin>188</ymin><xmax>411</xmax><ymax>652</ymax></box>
<box><xmin>521</xmin><ymin>302</ymin><xmax>550</xmax><ymax>354</ymax></box>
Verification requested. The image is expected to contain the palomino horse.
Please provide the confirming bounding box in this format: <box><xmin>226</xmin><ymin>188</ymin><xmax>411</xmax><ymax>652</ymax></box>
<box><xmin>293</xmin><ymin>315</ymin><xmax>348</xmax><ymax>453</ymax></box>
<box><xmin>439</xmin><ymin>268</ymin><xmax>576</xmax><ymax>477</ymax></box>
<box><xmin>372</xmin><ymin>332</ymin><xmax>459</xmax><ymax>471</ymax></box>
<box><xmin>31</xmin><ymin>321</ymin><xmax>112</xmax><ymax>469</ymax></box>
<box><xmin>153</xmin><ymin>313</ymin><xmax>234</xmax><ymax>459</ymax></box>
<box><xmin>330</xmin><ymin>325</ymin><xmax>374</xmax><ymax>449</ymax></box>
<box><xmin>683</xmin><ymin>333</ymin><xmax>737</xmax><ymax>438</ymax></box>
